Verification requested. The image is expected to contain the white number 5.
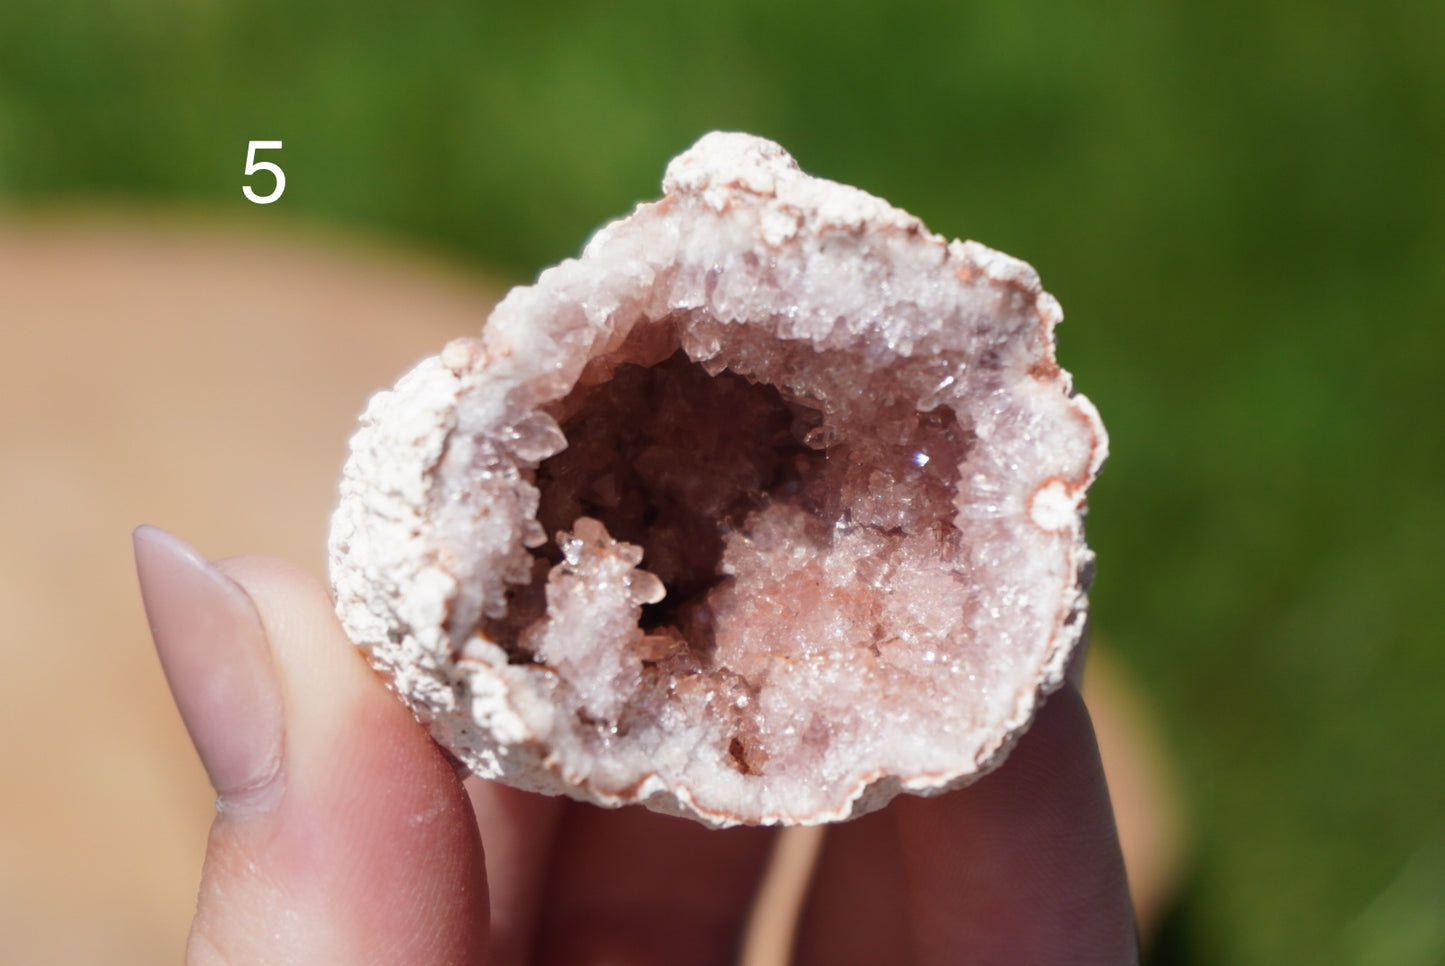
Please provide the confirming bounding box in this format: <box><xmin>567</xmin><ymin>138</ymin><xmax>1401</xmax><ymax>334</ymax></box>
<box><xmin>243</xmin><ymin>140</ymin><xmax>286</xmax><ymax>204</ymax></box>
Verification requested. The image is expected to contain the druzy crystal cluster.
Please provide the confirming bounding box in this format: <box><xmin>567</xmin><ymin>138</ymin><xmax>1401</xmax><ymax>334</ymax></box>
<box><xmin>330</xmin><ymin>133</ymin><xmax>1106</xmax><ymax>826</ymax></box>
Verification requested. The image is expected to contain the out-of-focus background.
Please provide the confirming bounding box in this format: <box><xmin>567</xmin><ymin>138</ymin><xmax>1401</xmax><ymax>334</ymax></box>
<box><xmin>2</xmin><ymin>1</ymin><xmax>1442</xmax><ymax>964</ymax></box>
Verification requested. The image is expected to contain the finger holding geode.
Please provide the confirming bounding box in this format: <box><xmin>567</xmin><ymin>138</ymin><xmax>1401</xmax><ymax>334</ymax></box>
<box><xmin>329</xmin><ymin>132</ymin><xmax>1107</xmax><ymax>827</ymax></box>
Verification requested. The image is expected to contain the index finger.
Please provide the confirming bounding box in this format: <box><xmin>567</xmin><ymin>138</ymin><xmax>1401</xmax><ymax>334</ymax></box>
<box><xmin>796</xmin><ymin>683</ymin><xmax>1138</xmax><ymax>966</ymax></box>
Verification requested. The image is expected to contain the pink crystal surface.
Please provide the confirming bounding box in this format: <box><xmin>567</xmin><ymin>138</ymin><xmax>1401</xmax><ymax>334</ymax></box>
<box><xmin>330</xmin><ymin>132</ymin><xmax>1107</xmax><ymax>826</ymax></box>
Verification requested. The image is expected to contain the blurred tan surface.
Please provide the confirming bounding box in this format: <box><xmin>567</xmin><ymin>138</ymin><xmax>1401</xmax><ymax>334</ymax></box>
<box><xmin>0</xmin><ymin>214</ymin><xmax>1180</xmax><ymax>964</ymax></box>
<box><xmin>0</xmin><ymin>213</ymin><xmax>502</xmax><ymax>964</ymax></box>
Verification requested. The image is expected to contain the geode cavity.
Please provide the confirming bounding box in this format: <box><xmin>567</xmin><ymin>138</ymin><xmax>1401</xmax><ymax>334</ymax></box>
<box><xmin>329</xmin><ymin>132</ymin><xmax>1107</xmax><ymax>827</ymax></box>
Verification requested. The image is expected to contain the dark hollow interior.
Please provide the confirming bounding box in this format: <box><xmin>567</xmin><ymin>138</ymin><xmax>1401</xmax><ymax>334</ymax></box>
<box><xmin>529</xmin><ymin>350</ymin><xmax>831</xmax><ymax>647</ymax></box>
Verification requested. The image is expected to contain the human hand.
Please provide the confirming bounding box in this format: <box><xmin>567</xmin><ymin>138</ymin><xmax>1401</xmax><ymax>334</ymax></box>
<box><xmin>134</xmin><ymin>525</ymin><xmax>1138</xmax><ymax>965</ymax></box>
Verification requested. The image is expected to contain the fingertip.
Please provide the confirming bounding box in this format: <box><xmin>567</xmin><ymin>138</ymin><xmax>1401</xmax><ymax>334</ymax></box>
<box><xmin>534</xmin><ymin>804</ymin><xmax>776</xmax><ymax>966</ymax></box>
<box><xmin>893</xmin><ymin>684</ymin><xmax>1138</xmax><ymax>965</ymax></box>
<box><xmin>465</xmin><ymin>779</ymin><xmax>565</xmax><ymax>966</ymax></box>
<box><xmin>134</xmin><ymin>529</ymin><xmax>284</xmax><ymax>805</ymax></box>
<box><xmin>798</xmin><ymin>684</ymin><xmax>1138</xmax><ymax>966</ymax></box>
<box><xmin>181</xmin><ymin>550</ymin><xmax>489</xmax><ymax>964</ymax></box>
<box><xmin>211</xmin><ymin>555</ymin><xmax>346</xmax><ymax>679</ymax></box>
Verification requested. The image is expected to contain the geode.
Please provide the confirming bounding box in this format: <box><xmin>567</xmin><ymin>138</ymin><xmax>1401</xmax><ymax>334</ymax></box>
<box><xmin>329</xmin><ymin>132</ymin><xmax>1107</xmax><ymax>827</ymax></box>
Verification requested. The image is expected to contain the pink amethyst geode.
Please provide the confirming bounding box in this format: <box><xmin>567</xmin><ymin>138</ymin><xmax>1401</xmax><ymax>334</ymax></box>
<box><xmin>329</xmin><ymin>132</ymin><xmax>1107</xmax><ymax>827</ymax></box>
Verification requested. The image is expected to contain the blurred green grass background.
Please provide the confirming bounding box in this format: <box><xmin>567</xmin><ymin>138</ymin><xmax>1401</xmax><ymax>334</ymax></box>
<box><xmin>3</xmin><ymin>1</ymin><xmax>1442</xmax><ymax>962</ymax></box>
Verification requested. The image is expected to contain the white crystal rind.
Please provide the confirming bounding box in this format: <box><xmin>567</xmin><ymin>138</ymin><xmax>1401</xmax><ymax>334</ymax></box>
<box><xmin>329</xmin><ymin>132</ymin><xmax>1107</xmax><ymax>827</ymax></box>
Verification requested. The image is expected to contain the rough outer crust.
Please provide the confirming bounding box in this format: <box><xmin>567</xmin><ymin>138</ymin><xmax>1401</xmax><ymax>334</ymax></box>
<box><xmin>329</xmin><ymin>132</ymin><xmax>1108</xmax><ymax>827</ymax></box>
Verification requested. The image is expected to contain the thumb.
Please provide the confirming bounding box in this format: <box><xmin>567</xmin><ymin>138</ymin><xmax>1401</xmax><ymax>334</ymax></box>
<box><xmin>134</xmin><ymin>527</ymin><xmax>489</xmax><ymax>965</ymax></box>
